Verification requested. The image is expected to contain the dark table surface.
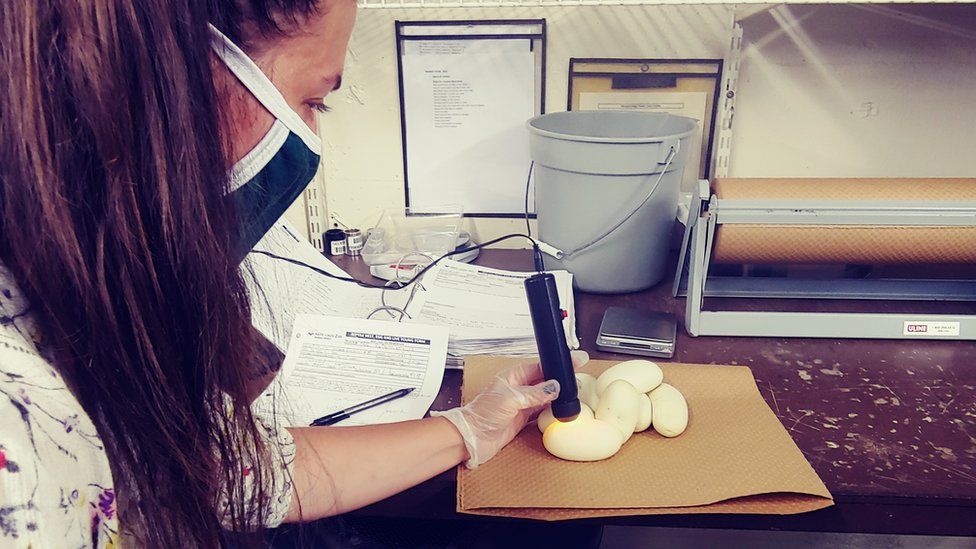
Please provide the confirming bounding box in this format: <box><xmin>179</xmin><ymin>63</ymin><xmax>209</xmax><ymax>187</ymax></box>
<box><xmin>331</xmin><ymin>250</ymin><xmax>976</xmax><ymax>537</ymax></box>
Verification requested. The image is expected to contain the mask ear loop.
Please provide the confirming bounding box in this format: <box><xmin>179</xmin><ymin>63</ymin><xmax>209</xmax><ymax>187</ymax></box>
<box><xmin>208</xmin><ymin>24</ymin><xmax>321</xmax><ymax>152</ymax></box>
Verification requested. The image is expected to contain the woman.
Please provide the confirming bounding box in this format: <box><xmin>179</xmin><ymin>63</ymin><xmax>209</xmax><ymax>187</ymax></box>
<box><xmin>0</xmin><ymin>1</ymin><xmax>583</xmax><ymax>546</ymax></box>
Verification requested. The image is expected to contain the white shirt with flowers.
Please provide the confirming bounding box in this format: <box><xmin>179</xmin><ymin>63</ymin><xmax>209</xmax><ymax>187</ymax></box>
<box><xmin>0</xmin><ymin>263</ymin><xmax>295</xmax><ymax>547</ymax></box>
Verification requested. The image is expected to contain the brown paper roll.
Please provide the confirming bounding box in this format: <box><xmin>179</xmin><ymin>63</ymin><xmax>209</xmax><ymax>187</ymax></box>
<box><xmin>711</xmin><ymin>178</ymin><xmax>976</xmax><ymax>265</ymax></box>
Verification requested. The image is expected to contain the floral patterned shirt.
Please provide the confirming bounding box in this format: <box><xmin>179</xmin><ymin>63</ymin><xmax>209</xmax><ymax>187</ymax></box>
<box><xmin>0</xmin><ymin>263</ymin><xmax>296</xmax><ymax>547</ymax></box>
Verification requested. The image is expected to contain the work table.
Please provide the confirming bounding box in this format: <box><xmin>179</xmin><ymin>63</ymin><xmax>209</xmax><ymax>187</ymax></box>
<box><xmin>328</xmin><ymin>249</ymin><xmax>976</xmax><ymax>537</ymax></box>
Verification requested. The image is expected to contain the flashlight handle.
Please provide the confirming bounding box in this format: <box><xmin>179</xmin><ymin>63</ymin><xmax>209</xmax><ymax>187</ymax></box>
<box><xmin>524</xmin><ymin>273</ymin><xmax>580</xmax><ymax>420</ymax></box>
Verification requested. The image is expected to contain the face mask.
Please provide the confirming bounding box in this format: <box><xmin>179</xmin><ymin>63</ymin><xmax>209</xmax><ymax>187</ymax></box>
<box><xmin>210</xmin><ymin>25</ymin><xmax>323</xmax><ymax>257</ymax></box>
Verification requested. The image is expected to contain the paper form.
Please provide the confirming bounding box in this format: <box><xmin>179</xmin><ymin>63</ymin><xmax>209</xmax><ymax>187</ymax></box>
<box><xmin>245</xmin><ymin>221</ymin><xmax>421</xmax><ymax>350</ymax></box>
<box><xmin>407</xmin><ymin>260</ymin><xmax>579</xmax><ymax>349</ymax></box>
<box><xmin>401</xmin><ymin>39</ymin><xmax>536</xmax><ymax>214</ymax></box>
<box><xmin>578</xmin><ymin>91</ymin><xmax>707</xmax><ymax>192</ymax></box>
<box><xmin>265</xmin><ymin>315</ymin><xmax>448</xmax><ymax>427</ymax></box>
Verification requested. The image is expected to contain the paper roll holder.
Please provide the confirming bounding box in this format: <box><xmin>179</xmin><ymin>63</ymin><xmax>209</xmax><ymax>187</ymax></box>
<box><xmin>673</xmin><ymin>178</ymin><xmax>976</xmax><ymax>340</ymax></box>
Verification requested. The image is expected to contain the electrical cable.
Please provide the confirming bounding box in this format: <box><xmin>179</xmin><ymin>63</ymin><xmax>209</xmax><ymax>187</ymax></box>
<box><xmin>524</xmin><ymin>160</ymin><xmax>535</xmax><ymax>237</ymax></box>
<box><xmin>522</xmin><ymin>161</ymin><xmax>546</xmax><ymax>272</ymax></box>
<box><xmin>250</xmin><ymin>232</ymin><xmax>545</xmax><ymax>293</ymax></box>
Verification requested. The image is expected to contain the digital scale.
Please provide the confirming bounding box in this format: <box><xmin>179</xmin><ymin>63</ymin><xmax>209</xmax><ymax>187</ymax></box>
<box><xmin>596</xmin><ymin>307</ymin><xmax>677</xmax><ymax>359</ymax></box>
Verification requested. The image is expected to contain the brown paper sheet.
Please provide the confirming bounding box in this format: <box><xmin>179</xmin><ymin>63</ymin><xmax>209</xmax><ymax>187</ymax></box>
<box><xmin>457</xmin><ymin>357</ymin><xmax>833</xmax><ymax>520</ymax></box>
<box><xmin>710</xmin><ymin>178</ymin><xmax>976</xmax><ymax>265</ymax></box>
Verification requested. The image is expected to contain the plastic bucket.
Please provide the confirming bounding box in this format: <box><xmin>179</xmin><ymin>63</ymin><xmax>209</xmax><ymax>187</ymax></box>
<box><xmin>528</xmin><ymin>111</ymin><xmax>696</xmax><ymax>293</ymax></box>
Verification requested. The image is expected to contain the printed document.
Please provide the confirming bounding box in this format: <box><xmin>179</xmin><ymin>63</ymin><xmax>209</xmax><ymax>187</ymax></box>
<box><xmin>401</xmin><ymin>39</ymin><xmax>536</xmax><ymax>214</ymax></box>
<box><xmin>263</xmin><ymin>315</ymin><xmax>449</xmax><ymax>427</ymax></box>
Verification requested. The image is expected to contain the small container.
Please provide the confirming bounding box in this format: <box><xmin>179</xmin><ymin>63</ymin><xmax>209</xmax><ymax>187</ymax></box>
<box><xmin>324</xmin><ymin>228</ymin><xmax>347</xmax><ymax>256</ymax></box>
<box><xmin>344</xmin><ymin>228</ymin><xmax>363</xmax><ymax>256</ymax></box>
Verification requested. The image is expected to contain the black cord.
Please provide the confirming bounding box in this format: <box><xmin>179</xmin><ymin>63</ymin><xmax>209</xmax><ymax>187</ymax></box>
<box><xmin>532</xmin><ymin>246</ymin><xmax>545</xmax><ymax>273</ymax></box>
<box><xmin>524</xmin><ymin>161</ymin><xmax>534</xmax><ymax>237</ymax></box>
<box><xmin>251</xmin><ymin>232</ymin><xmax>544</xmax><ymax>292</ymax></box>
<box><xmin>524</xmin><ymin>162</ymin><xmax>546</xmax><ymax>273</ymax></box>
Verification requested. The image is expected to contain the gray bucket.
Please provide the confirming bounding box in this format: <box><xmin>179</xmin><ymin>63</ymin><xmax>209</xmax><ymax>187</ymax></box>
<box><xmin>528</xmin><ymin>111</ymin><xmax>697</xmax><ymax>293</ymax></box>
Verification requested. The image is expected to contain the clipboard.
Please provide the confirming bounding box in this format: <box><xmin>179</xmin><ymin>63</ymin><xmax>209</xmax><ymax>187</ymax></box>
<box><xmin>396</xmin><ymin>20</ymin><xmax>547</xmax><ymax>218</ymax></box>
<box><xmin>568</xmin><ymin>58</ymin><xmax>722</xmax><ymax>191</ymax></box>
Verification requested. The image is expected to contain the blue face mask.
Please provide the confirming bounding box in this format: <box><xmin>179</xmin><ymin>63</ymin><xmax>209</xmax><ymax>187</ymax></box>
<box><xmin>211</xmin><ymin>26</ymin><xmax>323</xmax><ymax>257</ymax></box>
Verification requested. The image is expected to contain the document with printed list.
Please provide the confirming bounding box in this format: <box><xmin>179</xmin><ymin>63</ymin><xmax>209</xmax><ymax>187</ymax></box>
<box><xmin>265</xmin><ymin>314</ymin><xmax>449</xmax><ymax>427</ymax></box>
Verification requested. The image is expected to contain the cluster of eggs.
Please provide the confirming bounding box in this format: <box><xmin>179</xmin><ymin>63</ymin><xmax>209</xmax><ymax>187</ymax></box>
<box><xmin>537</xmin><ymin>360</ymin><xmax>688</xmax><ymax>462</ymax></box>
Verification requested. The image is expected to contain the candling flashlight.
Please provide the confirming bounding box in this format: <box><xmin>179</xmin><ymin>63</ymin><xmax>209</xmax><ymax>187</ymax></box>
<box><xmin>524</xmin><ymin>272</ymin><xmax>580</xmax><ymax>421</ymax></box>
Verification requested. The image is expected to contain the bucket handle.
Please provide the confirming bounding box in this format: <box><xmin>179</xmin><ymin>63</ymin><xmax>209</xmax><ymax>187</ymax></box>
<box><xmin>657</xmin><ymin>137</ymin><xmax>680</xmax><ymax>165</ymax></box>
<box><xmin>554</xmin><ymin>143</ymin><xmax>679</xmax><ymax>261</ymax></box>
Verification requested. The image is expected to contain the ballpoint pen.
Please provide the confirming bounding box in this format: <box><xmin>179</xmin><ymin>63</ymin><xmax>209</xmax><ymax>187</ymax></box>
<box><xmin>309</xmin><ymin>387</ymin><xmax>416</xmax><ymax>426</ymax></box>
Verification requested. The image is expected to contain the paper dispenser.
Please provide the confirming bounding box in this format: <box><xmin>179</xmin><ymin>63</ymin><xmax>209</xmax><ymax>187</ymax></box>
<box><xmin>674</xmin><ymin>178</ymin><xmax>976</xmax><ymax>340</ymax></box>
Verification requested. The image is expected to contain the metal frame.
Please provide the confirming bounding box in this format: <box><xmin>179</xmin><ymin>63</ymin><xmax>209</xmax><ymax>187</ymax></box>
<box><xmin>712</xmin><ymin>18</ymin><xmax>741</xmax><ymax>179</ymax></box>
<box><xmin>674</xmin><ymin>180</ymin><xmax>976</xmax><ymax>340</ymax></box>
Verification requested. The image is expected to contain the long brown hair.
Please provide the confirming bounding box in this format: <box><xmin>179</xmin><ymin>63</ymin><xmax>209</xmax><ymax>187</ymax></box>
<box><xmin>0</xmin><ymin>0</ymin><xmax>316</xmax><ymax>545</ymax></box>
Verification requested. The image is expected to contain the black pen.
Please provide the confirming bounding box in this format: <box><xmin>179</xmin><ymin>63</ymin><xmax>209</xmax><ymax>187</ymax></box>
<box><xmin>309</xmin><ymin>387</ymin><xmax>416</xmax><ymax>426</ymax></box>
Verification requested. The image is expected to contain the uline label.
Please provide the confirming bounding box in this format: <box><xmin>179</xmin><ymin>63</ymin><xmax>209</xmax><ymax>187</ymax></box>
<box><xmin>903</xmin><ymin>321</ymin><xmax>961</xmax><ymax>337</ymax></box>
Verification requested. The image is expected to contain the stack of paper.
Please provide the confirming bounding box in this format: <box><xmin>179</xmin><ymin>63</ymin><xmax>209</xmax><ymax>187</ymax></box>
<box><xmin>244</xmin><ymin>222</ymin><xmax>417</xmax><ymax>351</ymax></box>
<box><xmin>245</xmin><ymin>222</ymin><xmax>583</xmax><ymax>427</ymax></box>
<box><xmin>245</xmin><ymin>221</ymin><xmax>580</xmax><ymax>366</ymax></box>
<box><xmin>405</xmin><ymin>260</ymin><xmax>580</xmax><ymax>360</ymax></box>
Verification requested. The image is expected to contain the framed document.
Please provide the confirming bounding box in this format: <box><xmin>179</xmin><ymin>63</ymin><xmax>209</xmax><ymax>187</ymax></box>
<box><xmin>397</xmin><ymin>20</ymin><xmax>547</xmax><ymax>217</ymax></box>
<box><xmin>568</xmin><ymin>58</ymin><xmax>722</xmax><ymax>191</ymax></box>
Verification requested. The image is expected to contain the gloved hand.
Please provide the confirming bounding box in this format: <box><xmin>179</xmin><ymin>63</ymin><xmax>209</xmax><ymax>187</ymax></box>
<box><xmin>433</xmin><ymin>350</ymin><xmax>590</xmax><ymax>468</ymax></box>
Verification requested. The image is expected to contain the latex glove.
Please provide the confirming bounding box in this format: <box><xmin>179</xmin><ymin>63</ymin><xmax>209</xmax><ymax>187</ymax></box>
<box><xmin>433</xmin><ymin>350</ymin><xmax>590</xmax><ymax>468</ymax></box>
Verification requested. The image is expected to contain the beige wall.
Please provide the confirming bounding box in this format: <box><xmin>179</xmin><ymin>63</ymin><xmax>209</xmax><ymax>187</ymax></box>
<box><xmin>318</xmin><ymin>4</ymin><xmax>735</xmax><ymax>247</ymax></box>
<box><xmin>294</xmin><ymin>3</ymin><xmax>976</xmax><ymax>247</ymax></box>
<box><xmin>730</xmin><ymin>4</ymin><xmax>976</xmax><ymax>178</ymax></box>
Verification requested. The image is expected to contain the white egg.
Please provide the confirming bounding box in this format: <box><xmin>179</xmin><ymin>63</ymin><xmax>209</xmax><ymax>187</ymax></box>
<box><xmin>575</xmin><ymin>373</ymin><xmax>600</xmax><ymax>410</ymax></box>
<box><xmin>542</xmin><ymin>417</ymin><xmax>623</xmax><ymax>462</ymax></box>
<box><xmin>649</xmin><ymin>383</ymin><xmax>688</xmax><ymax>438</ymax></box>
<box><xmin>594</xmin><ymin>379</ymin><xmax>641</xmax><ymax>443</ymax></box>
<box><xmin>536</xmin><ymin>402</ymin><xmax>593</xmax><ymax>433</ymax></box>
<box><xmin>634</xmin><ymin>393</ymin><xmax>653</xmax><ymax>433</ymax></box>
<box><xmin>596</xmin><ymin>360</ymin><xmax>664</xmax><ymax>395</ymax></box>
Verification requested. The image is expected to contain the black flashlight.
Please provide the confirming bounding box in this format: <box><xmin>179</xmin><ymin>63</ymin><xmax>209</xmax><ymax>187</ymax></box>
<box><xmin>524</xmin><ymin>272</ymin><xmax>580</xmax><ymax>420</ymax></box>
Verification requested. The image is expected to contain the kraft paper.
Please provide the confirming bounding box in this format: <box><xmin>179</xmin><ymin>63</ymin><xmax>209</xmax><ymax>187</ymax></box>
<box><xmin>457</xmin><ymin>357</ymin><xmax>833</xmax><ymax>520</ymax></box>
<box><xmin>710</xmin><ymin>178</ymin><xmax>976</xmax><ymax>265</ymax></box>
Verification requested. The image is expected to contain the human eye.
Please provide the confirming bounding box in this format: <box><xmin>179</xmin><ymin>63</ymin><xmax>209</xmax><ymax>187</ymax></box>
<box><xmin>307</xmin><ymin>100</ymin><xmax>332</xmax><ymax>114</ymax></box>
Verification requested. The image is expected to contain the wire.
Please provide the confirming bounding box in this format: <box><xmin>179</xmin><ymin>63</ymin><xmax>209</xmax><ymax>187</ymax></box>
<box><xmin>523</xmin><ymin>161</ymin><xmax>546</xmax><ymax>272</ymax></box>
<box><xmin>560</xmin><ymin>147</ymin><xmax>676</xmax><ymax>260</ymax></box>
<box><xmin>250</xmin><ymin>232</ymin><xmax>544</xmax><ymax>293</ymax></box>
<box><xmin>375</xmin><ymin>253</ymin><xmax>431</xmax><ymax>320</ymax></box>
<box><xmin>366</xmin><ymin>305</ymin><xmax>411</xmax><ymax>321</ymax></box>
<box><xmin>523</xmin><ymin>161</ymin><xmax>535</xmax><ymax>237</ymax></box>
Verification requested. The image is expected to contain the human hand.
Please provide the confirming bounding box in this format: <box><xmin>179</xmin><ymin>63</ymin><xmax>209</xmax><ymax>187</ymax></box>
<box><xmin>433</xmin><ymin>350</ymin><xmax>590</xmax><ymax>468</ymax></box>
